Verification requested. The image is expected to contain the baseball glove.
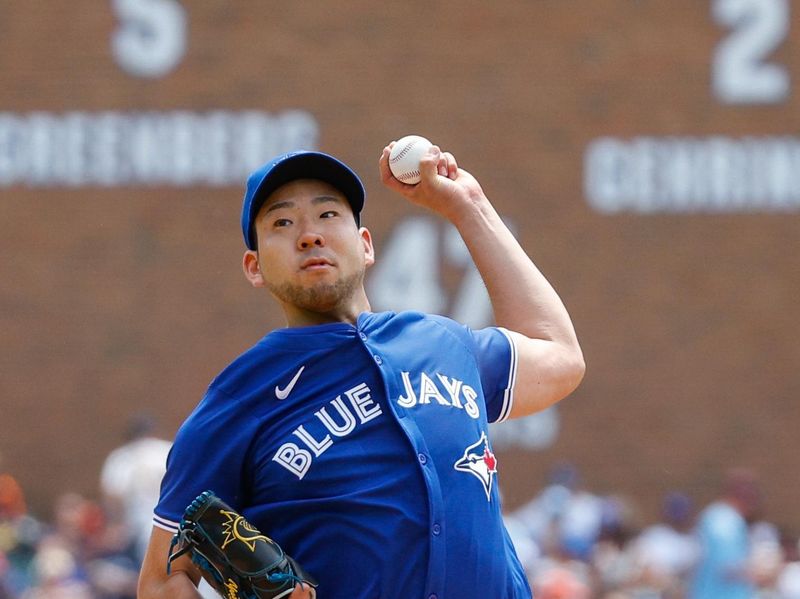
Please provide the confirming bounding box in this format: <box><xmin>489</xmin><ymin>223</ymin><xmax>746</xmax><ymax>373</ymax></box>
<box><xmin>167</xmin><ymin>491</ymin><xmax>317</xmax><ymax>599</ymax></box>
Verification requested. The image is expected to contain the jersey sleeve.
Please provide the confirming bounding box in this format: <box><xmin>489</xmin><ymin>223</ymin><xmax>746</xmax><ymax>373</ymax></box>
<box><xmin>469</xmin><ymin>326</ymin><xmax>518</xmax><ymax>423</ymax></box>
<box><xmin>425</xmin><ymin>314</ymin><xmax>518</xmax><ymax>423</ymax></box>
<box><xmin>152</xmin><ymin>387</ymin><xmax>259</xmax><ymax>533</ymax></box>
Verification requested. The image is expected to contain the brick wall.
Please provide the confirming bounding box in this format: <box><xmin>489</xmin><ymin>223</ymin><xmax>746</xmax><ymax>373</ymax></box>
<box><xmin>0</xmin><ymin>1</ymin><xmax>798</xmax><ymax>529</ymax></box>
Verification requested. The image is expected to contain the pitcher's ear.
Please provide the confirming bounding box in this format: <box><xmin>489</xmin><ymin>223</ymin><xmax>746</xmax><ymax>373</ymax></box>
<box><xmin>243</xmin><ymin>250</ymin><xmax>265</xmax><ymax>288</ymax></box>
<box><xmin>360</xmin><ymin>227</ymin><xmax>375</xmax><ymax>268</ymax></box>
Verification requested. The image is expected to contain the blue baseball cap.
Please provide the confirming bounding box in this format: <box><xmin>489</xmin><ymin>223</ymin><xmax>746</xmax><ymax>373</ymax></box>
<box><xmin>241</xmin><ymin>151</ymin><xmax>366</xmax><ymax>250</ymax></box>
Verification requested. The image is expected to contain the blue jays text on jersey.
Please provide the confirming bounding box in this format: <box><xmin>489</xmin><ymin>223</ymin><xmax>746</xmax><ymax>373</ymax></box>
<box><xmin>154</xmin><ymin>311</ymin><xmax>531</xmax><ymax>599</ymax></box>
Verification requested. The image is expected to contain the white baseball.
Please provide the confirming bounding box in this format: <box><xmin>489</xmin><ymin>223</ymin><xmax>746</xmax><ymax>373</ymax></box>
<box><xmin>389</xmin><ymin>135</ymin><xmax>433</xmax><ymax>184</ymax></box>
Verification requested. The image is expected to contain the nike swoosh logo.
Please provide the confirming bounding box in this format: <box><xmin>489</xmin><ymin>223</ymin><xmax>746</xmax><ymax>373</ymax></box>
<box><xmin>275</xmin><ymin>366</ymin><xmax>305</xmax><ymax>400</ymax></box>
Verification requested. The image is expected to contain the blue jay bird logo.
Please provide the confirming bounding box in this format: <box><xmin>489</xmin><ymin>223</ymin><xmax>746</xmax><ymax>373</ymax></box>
<box><xmin>453</xmin><ymin>432</ymin><xmax>497</xmax><ymax>501</ymax></box>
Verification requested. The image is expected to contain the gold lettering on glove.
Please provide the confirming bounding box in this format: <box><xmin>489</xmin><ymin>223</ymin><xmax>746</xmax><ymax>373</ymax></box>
<box><xmin>224</xmin><ymin>579</ymin><xmax>239</xmax><ymax>599</ymax></box>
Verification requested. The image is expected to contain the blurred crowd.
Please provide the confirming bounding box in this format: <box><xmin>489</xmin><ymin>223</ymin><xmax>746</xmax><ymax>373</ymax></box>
<box><xmin>504</xmin><ymin>463</ymin><xmax>800</xmax><ymax>599</ymax></box>
<box><xmin>0</xmin><ymin>416</ymin><xmax>170</xmax><ymax>599</ymax></box>
<box><xmin>2</xmin><ymin>431</ymin><xmax>800</xmax><ymax>599</ymax></box>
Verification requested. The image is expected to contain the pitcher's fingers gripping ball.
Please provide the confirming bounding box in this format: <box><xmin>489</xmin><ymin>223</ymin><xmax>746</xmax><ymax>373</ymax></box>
<box><xmin>388</xmin><ymin>135</ymin><xmax>433</xmax><ymax>184</ymax></box>
<box><xmin>167</xmin><ymin>491</ymin><xmax>318</xmax><ymax>599</ymax></box>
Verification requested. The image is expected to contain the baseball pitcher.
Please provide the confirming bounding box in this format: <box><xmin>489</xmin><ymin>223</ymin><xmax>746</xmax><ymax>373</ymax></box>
<box><xmin>137</xmin><ymin>141</ymin><xmax>584</xmax><ymax>599</ymax></box>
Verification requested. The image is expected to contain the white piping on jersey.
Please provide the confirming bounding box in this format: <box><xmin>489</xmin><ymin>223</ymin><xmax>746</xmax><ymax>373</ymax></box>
<box><xmin>495</xmin><ymin>328</ymin><xmax>517</xmax><ymax>423</ymax></box>
<box><xmin>153</xmin><ymin>514</ymin><xmax>179</xmax><ymax>533</ymax></box>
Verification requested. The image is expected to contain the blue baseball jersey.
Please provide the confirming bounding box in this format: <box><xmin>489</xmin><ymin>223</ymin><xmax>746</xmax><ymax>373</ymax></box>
<box><xmin>154</xmin><ymin>311</ymin><xmax>531</xmax><ymax>599</ymax></box>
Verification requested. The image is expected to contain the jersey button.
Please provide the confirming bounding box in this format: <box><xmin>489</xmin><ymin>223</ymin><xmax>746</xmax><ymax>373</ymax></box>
<box><xmin>432</xmin><ymin>523</ymin><xmax>441</xmax><ymax>535</ymax></box>
<box><xmin>359</xmin><ymin>332</ymin><xmax>367</xmax><ymax>341</ymax></box>
<box><xmin>428</xmin><ymin>594</ymin><xmax>438</xmax><ymax>599</ymax></box>
<box><xmin>373</xmin><ymin>354</ymin><xmax>383</xmax><ymax>365</ymax></box>
<box><xmin>418</xmin><ymin>453</ymin><xmax>428</xmax><ymax>465</ymax></box>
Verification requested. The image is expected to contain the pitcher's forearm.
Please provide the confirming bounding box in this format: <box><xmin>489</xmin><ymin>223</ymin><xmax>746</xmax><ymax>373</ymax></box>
<box><xmin>137</xmin><ymin>572</ymin><xmax>203</xmax><ymax>599</ymax></box>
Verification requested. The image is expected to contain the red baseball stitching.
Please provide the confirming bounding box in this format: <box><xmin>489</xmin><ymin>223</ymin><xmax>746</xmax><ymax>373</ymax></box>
<box><xmin>390</xmin><ymin>140</ymin><xmax>418</xmax><ymax>164</ymax></box>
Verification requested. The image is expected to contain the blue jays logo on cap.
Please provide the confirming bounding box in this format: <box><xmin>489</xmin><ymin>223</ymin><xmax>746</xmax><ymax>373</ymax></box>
<box><xmin>241</xmin><ymin>151</ymin><xmax>366</xmax><ymax>250</ymax></box>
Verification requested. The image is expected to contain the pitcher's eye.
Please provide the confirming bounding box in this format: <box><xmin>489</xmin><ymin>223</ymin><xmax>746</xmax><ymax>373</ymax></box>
<box><xmin>273</xmin><ymin>218</ymin><xmax>292</xmax><ymax>228</ymax></box>
<box><xmin>320</xmin><ymin>210</ymin><xmax>339</xmax><ymax>219</ymax></box>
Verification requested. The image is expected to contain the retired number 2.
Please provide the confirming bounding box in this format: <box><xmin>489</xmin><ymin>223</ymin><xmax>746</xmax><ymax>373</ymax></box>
<box><xmin>712</xmin><ymin>0</ymin><xmax>790</xmax><ymax>104</ymax></box>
